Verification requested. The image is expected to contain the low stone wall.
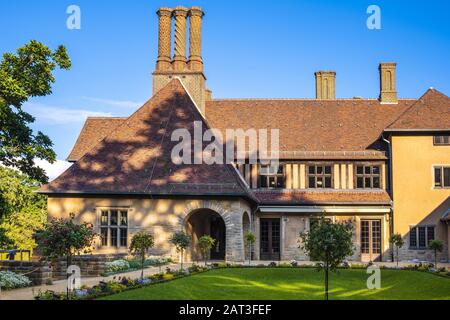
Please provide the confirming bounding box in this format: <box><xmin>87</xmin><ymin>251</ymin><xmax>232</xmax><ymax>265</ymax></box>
<box><xmin>0</xmin><ymin>261</ymin><xmax>52</xmax><ymax>285</ymax></box>
<box><xmin>50</xmin><ymin>254</ymin><xmax>126</xmax><ymax>280</ymax></box>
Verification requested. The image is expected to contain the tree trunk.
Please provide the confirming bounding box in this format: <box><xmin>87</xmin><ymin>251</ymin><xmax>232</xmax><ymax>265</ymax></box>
<box><xmin>141</xmin><ymin>253</ymin><xmax>145</xmax><ymax>280</ymax></box>
<box><xmin>66</xmin><ymin>254</ymin><xmax>72</xmax><ymax>299</ymax></box>
<box><xmin>248</xmin><ymin>243</ymin><xmax>251</xmax><ymax>265</ymax></box>
<box><xmin>396</xmin><ymin>246</ymin><xmax>399</xmax><ymax>267</ymax></box>
<box><xmin>324</xmin><ymin>263</ymin><xmax>329</xmax><ymax>301</ymax></box>
<box><xmin>435</xmin><ymin>250</ymin><xmax>438</xmax><ymax>269</ymax></box>
<box><xmin>180</xmin><ymin>250</ymin><xmax>184</xmax><ymax>271</ymax></box>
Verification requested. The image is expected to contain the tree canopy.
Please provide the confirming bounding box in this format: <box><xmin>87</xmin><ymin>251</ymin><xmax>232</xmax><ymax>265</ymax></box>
<box><xmin>0</xmin><ymin>40</ymin><xmax>71</xmax><ymax>183</ymax></box>
<box><xmin>0</xmin><ymin>166</ymin><xmax>47</xmax><ymax>251</ymax></box>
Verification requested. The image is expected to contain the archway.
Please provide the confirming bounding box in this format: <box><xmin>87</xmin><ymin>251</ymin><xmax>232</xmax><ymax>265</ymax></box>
<box><xmin>185</xmin><ymin>209</ymin><xmax>226</xmax><ymax>261</ymax></box>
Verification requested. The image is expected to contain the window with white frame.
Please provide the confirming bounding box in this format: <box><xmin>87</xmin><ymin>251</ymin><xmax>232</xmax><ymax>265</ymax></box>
<box><xmin>434</xmin><ymin>166</ymin><xmax>450</xmax><ymax>188</ymax></box>
<box><xmin>409</xmin><ymin>225</ymin><xmax>435</xmax><ymax>249</ymax></box>
<box><xmin>100</xmin><ymin>209</ymin><xmax>128</xmax><ymax>247</ymax></box>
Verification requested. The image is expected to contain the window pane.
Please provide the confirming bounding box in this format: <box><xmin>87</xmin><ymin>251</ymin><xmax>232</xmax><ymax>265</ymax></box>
<box><xmin>120</xmin><ymin>228</ymin><xmax>128</xmax><ymax>247</ymax></box>
<box><xmin>100</xmin><ymin>228</ymin><xmax>108</xmax><ymax>246</ymax></box>
<box><xmin>260</xmin><ymin>177</ymin><xmax>267</xmax><ymax>188</ymax></box>
<box><xmin>373</xmin><ymin>177</ymin><xmax>380</xmax><ymax>188</ymax></box>
<box><xmin>364</xmin><ymin>177</ymin><xmax>371</xmax><ymax>188</ymax></box>
<box><xmin>356</xmin><ymin>166</ymin><xmax>363</xmax><ymax>175</ymax></box>
<box><xmin>308</xmin><ymin>177</ymin><xmax>315</xmax><ymax>188</ymax></box>
<box><xmin>444</xmin><ymin>168</ymin><xmax>450</xmax><ymax>187</ymax></box>
<box><xmin>317</xmin><ymin>166</ymin><xmax>323</xmax><ymax>174</ymax></box>
<box><xmin>308</xmin><ymin>166</ymin><xmax>315</xmax><ymax>174</ymax></box>
<box><xmin>427</xmin><ymin>227</ymin><xmax>435</xmax><ymax>245</ymax></box>
<box><xmin>357</xmin><ymin>177</ymin><xmax>364</xmax><ymax>188</ymax></box>
<box><xmin>372</xmin><ymin>166</ymin><xmax>380</xmax><ymax>174</ymax></box>
<box><xmin>277</xmin><ymin>165</ymin><xmax>284</xmax><ymax>174</ymax></box>
<box><xmin>325</xmin><ymin>166</ymin><xmax>332</xmax><ymax>174</ymax></box>
<box><xmin>364</xmin><ymin>166</ymin><xmax>371</xmax><ymax>174</ymax></box>
<box><xmin>276</xmin><ymin>177</ymin><xmax>284</xmax><ymax>188</ymax></box>
<box><xmin>325</xmin><ymin>177</ymin><xmax>332</xmax><ymax>188</ymax></box>
<box><xmin>410</xmin><ymin>227</ymin><xmax>417</xmax><ymax>248</ymax></box>
<box><xmin>418</xmin><ymin>227</ymin><xmax>426</xmax><ymax>248</ymax></box>
<box><xmin>101</xmin><ymin>211</ymin><xmax>108</xmax><ymax>226</ymax></box>
<box><xmin>269</xmin><ymin>176</ymin><xmax>276</xmax><ymax>188</ymax></box>
<box><xmin>316</xmin><ymin>177</ymin><xmax>323</xmax><ymax>188</ymax></box>
<box><xmin>435</xmin><ymin>167</ymin><xmax>442</xmax><ymax>187</ymax></box>
<box><xmin>120</xmin><ymin>211</ymin><xmax>128</xmax><ymax>226</ymax></box>
<box><xmin>110</xmin><ymin>228</ymin><xmax>118</xmax><ymax>247</ymax></box>
<box><xmin>110</xmin><ymin>210</ymin><xmax>118</xmax><ymax>226</ymax></box>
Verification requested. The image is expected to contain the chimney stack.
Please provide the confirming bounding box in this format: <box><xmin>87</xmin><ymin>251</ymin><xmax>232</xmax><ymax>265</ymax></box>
<box><xmin>153</xmin><ymin>6</ymin><xmax>207</xmax><ymax>115</ymax></box>
<box><xmin>188</xmin><ymin>7</ymin><xmax>204</xmax><ymax>72</ymax></box>
<box><xmin>315</xmin><ymin>71</ymin><xmax>336</xmax><ymax>100</ymax></box>
<box><xmin>379</xmin><ymin>62</ymin><xmax>398</xmax><ymax>104</ymax></box>
<box><xmin>156</xmin><ymin>8</ymin><xmax>173</xmax><ymax>71</ymax></box>
<box><xmin>172</xmin><ymin>6</ymin><xmax>189</xmax><ymax>71</ymax></box>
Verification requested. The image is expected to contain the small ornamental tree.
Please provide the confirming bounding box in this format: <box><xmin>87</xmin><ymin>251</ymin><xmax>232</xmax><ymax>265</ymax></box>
<box><xmin>129</xmin><ymin>232</ymin><xmax>154</xmax><ymax>279</ymax></box>
<box><xmin>390</xmin><ymin>233</ymin><xmax>405</xmax><ymax>267</ymax></box>
<box><xmin>429</xmin><ymin>239</ymin><xmax>444</xmax><ymax>269</ymax></box>
<box><xmin>170</xmin><ymin>231</ymin><xmax>191</xmax><ymax>270</ymax></box>
<box><xmin>299</xmin><ymin>217</ymin><xmax>354</xmax><ymax>300</ymax></box>
<box><xmin>198</xmin><ymin>235</ymin><xmax>215</xmax><ymax>266</ymax></box>
<box><xmin>34</xmin><ymin>213</ymin><xmax>97</xmax><ymax>267</ymax></box>
<box><xmin>244</xmin><ymin>231</ymin><xmax>256</xmax><ymax>265</ymax></box>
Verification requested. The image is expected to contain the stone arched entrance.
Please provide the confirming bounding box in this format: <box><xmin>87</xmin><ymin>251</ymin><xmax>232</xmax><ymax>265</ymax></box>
<box><xmin>185</xmin><ymin>209</ymin><xmax>226</xmax><ymax>261</ymax></box>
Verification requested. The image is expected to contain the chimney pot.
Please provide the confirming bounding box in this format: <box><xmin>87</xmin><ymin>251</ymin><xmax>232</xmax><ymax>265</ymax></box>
<box><xmin>172</xmin><ymin>6</ymin><xmax>189</xmax><ymax>71</ymax></box>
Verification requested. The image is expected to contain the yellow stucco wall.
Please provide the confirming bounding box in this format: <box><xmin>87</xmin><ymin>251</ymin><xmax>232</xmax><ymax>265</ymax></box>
<box><xmin>391</xmin><ymin>135</ymin><xmax>450</xmax><ymax>260</ymax></box>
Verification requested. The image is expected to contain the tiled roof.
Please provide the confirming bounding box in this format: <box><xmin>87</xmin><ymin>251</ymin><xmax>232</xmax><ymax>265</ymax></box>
<box><xmin>253</xmin><ymin>189</ymin><xmax>392</xmax><ymax>205</ymax></box>
<box><xmin>387</xmin><ymin>89</ymin><xmax>450</xmax><ymax>131</ymax></box>
<box><xmin>67</xmin><ymin>117</ymin><xmax>126</xmax><ymax>162</ymax></box>
<box><xmin>39</xmin><ymin>79</ymin><xmax>248</xmax><ymax>197</ymax></box>
<box><xmin>205</xmin><ymin>99</ymin><xmax>414</xmax><ymax>154</ymax></box>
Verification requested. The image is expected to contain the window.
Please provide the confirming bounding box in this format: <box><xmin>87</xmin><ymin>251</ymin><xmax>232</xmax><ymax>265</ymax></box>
<box><xmin>100</xmin><ymin>209</ymin><xmax>128</xmax><ymax>247</ymax></box>
<box><xmin>409</xmin><ymin>226</ymin><xmax>435</xmax><ymax>249</ymax></box>
<box><xmin>434</xmin><ymin>166</ymin><xmax>450</xmax><ymax>188</ymax></box>
<box><xmin>355</xmin><ymin>165</ymin><xmax>381</xmax><ymax>189</ymax></box>
<box><xmin>307</xmin><ymin>165</ymin><xmax>332</xmax><ymax>188</ymax></box>
<box><xmin>259</xmin><ymin>164</ymin><xmax>285</xmax><ymax>189</ymax></box>
<box><xmin>433</xmin><ymin>135</ymin><xmax>450</xmax><ymax>146</ymax></box>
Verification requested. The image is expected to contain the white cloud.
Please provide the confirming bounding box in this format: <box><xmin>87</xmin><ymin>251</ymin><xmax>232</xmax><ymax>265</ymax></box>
<box><xmin>82</xmin><ymin>96</ymin><xmax>143</xmax><ymax>109</ymax></box>
<box><xmin>35</xmin><ymin>159</ymin><xmax>72</xmax><ymax>182</ymax></box>
<box><xmin>23</xmin><ymin>103</ymin><xmax>112</xmax><ymax>124</ymax></box>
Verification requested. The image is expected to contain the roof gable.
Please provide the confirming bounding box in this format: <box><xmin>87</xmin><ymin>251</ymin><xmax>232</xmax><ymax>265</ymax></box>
<box><xmin>387</xmin><ymin>89</ymin><xmax>450</xmax><ymax>131</ymax></box>
<box><xmin>40</xmin><ymin>79</ymin><xmax>247</xmax><ymax>196</ymax></box>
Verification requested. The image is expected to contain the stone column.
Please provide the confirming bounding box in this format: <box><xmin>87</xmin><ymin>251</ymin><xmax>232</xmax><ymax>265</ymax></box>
<box><xmin>188</xmin><ymin>7</ymin><xmax>204</xmax><ymax>72</ymax></box>
<box><xmin>172</xmin><ymin>6</ymin><xmax>189</xmax><ymax>71</ymax></box>
<box><xmin>156</xmin><ymin>7</ymin><xmax>172</xmax><ymax>71</ymax></box>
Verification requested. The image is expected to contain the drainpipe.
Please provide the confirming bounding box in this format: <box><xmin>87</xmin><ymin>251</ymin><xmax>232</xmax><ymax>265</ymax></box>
<box><xmin>382</xmin><ymin>133</ymin><xmax>395</xmax><ymax>262</ymax></box>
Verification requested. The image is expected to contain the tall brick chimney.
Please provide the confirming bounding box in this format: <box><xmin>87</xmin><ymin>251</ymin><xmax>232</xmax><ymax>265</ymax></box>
<box><xmin>379</xmin><ymin>62</ymin><xmax>398</xmax><ymax>104</ymax></box>
<box><xmin>152</xmin><ymin>6</ymin><xmax>209</xmax><ymax>115</ymax></box>
<box><xmin>315</xmin><ymin>71</ymin><xmax>336</xmax><ymax>100</ymax></box>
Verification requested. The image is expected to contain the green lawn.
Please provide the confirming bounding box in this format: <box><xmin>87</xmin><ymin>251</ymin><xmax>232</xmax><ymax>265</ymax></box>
<box><xmin>100</xmin><ymin>268</ymin><xmax>450</xmax><ymax>300</ymax></box>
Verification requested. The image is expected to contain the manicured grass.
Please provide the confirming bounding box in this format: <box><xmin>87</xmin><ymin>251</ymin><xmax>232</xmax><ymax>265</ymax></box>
<box><xmin>100</xmin><ymin>267</ymin><xmax>450</xmax><ymax>300</ymax></box>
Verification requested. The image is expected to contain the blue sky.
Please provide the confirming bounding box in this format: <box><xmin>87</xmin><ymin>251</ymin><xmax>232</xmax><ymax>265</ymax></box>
<box><xmin>1</xmin><ymin>0</ymin><xmax>449</xmax><ymax>178</ymax></box>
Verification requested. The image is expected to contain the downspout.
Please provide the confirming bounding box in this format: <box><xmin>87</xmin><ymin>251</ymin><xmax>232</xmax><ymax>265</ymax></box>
<box><xmin>382</xmin><ymin>133</ymin><xmax>395</xmax><ymax>261</ymax></box>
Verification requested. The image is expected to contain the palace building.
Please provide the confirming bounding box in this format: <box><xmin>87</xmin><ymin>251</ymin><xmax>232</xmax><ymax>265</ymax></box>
<box><xmin>39</xmin><ymin>6</ymin><xmax>450</xmax><ymax>263</ymax></box>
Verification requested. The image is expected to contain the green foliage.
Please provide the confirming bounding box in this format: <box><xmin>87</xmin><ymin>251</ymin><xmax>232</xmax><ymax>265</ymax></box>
<box><xmin>390</xmin><ymin>233</ymin><xmax>405</xmax><ymax>266</ymax></box>
<box><xmin>0</xmin><ymin>166</ymin><xmax>46</xmax><ymax>251</ymax></box>
<box><xmin>429</xmin><ymin>239</ymin><xmax>444</xmax><ymax>268</ymax></box>
<box><xmin>129</xmin><ymin>232</ymin><xmax>154</xmax><ymax>279</ymax></box>
<box><xmin>244</xmin><ymin>231</ymin><xmax>256</xmax><ymax>264</ymax></box>
<box><xmin>34</xmin><ymin>213</ymin><xmax>97</xmax><ymax>264</ymax></box>
<box><xmin>198</xmin><ymin>235</ymin><xmax>215</xmax><ymax>265</ymax></box>
<box><xmin>299</xmin><ymin>217</ymin><xmax>354</xmax><ymax>300</ymax></box>
<box><xmin>0</xmin><ymin>40</ymin><xmax>71</xmax><ymax>182</ymax></box>
<box><xmin>169</xmin><ymin>231</ymin><xmax>190</xmax><ymax>270</ymax></box>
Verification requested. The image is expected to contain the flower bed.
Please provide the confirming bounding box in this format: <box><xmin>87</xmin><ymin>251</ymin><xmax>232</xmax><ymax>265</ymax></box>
<box><xmin>105</xmin><ymin>260</ymin><xmax>130</xmax><ymax>273</ymax></box>
<box><xmin>0</xmin><ymin>271</ymin><xmax>32</xmax><ymax>290</ymax></box>
<box><xmin>102</xmin><ymin>256</ymin><xmax>173</xmax><ymax>276</ymax></box>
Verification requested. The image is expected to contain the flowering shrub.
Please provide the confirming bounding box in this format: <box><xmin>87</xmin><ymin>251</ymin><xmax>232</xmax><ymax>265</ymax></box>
<box><xmin>144</xmin><ymin>256</ymin><xmax>172</xmax><ymax>267</ymax></box>
<box><xmin>0</xmin><ymin>271</ymin><xmax>32</xmax><ymax>289</ymax></box>
<box><xmin>105</xmin><ymin>259</ymin><xmax>130</xmax><ymax>273</ymax></box>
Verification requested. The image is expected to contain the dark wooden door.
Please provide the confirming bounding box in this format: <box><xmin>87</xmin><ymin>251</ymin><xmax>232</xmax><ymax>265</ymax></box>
<box><xmin>260</xmin><ymin>219</ymin><xmax>281</xmax><ymax>260</ymax></box>
<box><xmin>210</xmin><ymin>215</ymin><xmax>226</xmax><ymax>260</ymax></box>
